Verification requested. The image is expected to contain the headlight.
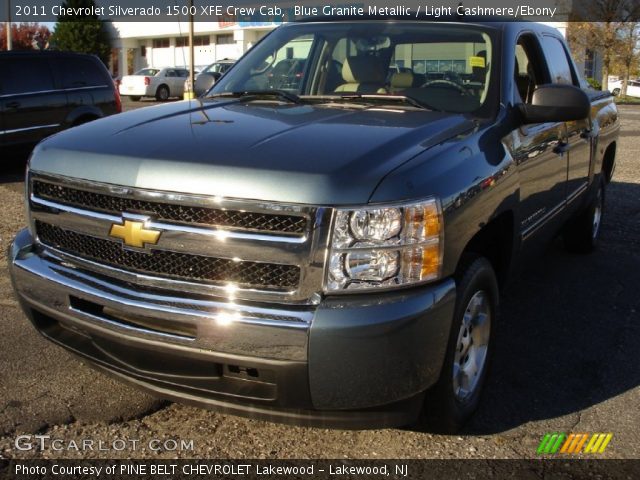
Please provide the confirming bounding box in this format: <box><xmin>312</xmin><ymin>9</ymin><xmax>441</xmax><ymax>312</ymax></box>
<box><xmin>326</xmin><ymin>198</ymin><xmax>443</xmax><ymax>292</ymax></box>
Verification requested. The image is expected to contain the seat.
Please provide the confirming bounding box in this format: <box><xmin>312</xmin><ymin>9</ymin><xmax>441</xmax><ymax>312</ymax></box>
<box><xmin>390</xmin><ymin>71</ymin><xmax>414</xmax><ymax>93</ymax></box>
<box><xmin>334</xmin><ymin>56</ymin><xmax>387</xmax><ymax>94</ymax></box>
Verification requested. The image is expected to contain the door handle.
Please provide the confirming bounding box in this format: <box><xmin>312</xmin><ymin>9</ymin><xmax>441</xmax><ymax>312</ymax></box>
<box><xmin>6</xmin><ymin>101</ymin><xmax>20</xmax><ymax>109</ymax></box>
<box><xmin>580</xmin><ymin>129</ymin><xmax>595</xmax><ymax>139</ymax></box>
<box><xmin>553</xmin><ymin>141</ymin><xmax>570</xmax><ymax>155</ymax></box>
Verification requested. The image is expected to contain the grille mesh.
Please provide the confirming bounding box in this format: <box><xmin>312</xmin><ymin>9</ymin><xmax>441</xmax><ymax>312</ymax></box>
<box><xmin>33</xmin><ymin>180</ymin><xmax>307</xmax><ymax>235</ymax></box>
<box><xmin>36</xmin><ymin>222</ymin><xmax>300</xmax><ymax>290</ymax></box>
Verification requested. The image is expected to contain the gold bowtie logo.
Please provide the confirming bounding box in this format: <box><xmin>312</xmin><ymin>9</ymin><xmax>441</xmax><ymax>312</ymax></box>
<box><xmin>109</xmin><ymin>220</ymin><xmax>161</xmax><ymax>248</ymax></box>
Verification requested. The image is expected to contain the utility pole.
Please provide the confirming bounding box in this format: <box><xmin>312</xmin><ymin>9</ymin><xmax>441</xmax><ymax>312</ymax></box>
<box><xmin>188</xmin><ymin>0</ymin><xmax>195</xmax><ymax>99</ymax></box>
<box><xmin>6</xmin><ymin>0</ymin><xmax>12</xmax><ymax>50</ymax></box>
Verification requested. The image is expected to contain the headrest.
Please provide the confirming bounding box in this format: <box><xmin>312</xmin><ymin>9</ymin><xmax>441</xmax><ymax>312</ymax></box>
<box><xmin>342</xmin><ymin>56</ymin><xmax>386</xmax><ymax>84</ymax></box>
<box><xmin>390</xmin><ymin>71</ymin><xmax>414</xmax><ymax>89</ymax></box>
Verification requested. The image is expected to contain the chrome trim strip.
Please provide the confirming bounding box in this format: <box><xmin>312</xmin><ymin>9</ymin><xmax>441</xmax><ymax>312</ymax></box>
<box><xmin>522</xmin><ymin>201</ymin><xmax>565</xmax><ymax>241</ymax></box>
<box><xmin>31</xmin><ymin>171</ymin><xmax>314</xmax><ymax>220</ymax></box>
<box><xmin>567</xmin><ymin>182</ymin><xmax>589</xmax><ymax>204</ymax></box>
<box><xmin>0</xmin><ymin>124</ymin><xmax>59</xmax><ymax>135</ymax></box>
<box><xmin>0</xmin><ymin>85</ymin><xmax>109</xmax><ymax>98</ymax></box>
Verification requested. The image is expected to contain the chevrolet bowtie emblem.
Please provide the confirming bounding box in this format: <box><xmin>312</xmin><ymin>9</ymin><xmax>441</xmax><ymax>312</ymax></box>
<box><xmin>109</xmin><ymin>220</ymin><xmax>161</xmax><ymax>248</ymax></box>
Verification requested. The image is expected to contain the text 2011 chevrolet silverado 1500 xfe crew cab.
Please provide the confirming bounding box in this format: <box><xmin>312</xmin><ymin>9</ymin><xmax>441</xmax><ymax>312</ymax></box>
<box><xmin>9</xmin><ymin>19</ymin><xmax>619</xmax><ymax>431</ymax></box>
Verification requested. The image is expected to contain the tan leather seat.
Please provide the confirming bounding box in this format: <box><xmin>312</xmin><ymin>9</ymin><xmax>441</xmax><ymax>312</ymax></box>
<box><xmin>390</xmin><ymin>71</ymin><xmax>414</xmax><ymax>92</ymax></box>
<box><xmin>334</xmin><ymin>56</ymin><xmax>387</xmax><ymax>94</ymax></box>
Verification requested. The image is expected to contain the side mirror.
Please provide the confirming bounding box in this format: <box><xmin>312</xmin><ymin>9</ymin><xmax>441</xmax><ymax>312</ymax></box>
<box><xmin>194</xmin><ymin>72</ymin><xmax>222</xmax><ymax>97</ymax></box>
<box><xmin>519</xmin><ymin>84</ymin><xmax>590</xmax><ymax>124</ymax></box>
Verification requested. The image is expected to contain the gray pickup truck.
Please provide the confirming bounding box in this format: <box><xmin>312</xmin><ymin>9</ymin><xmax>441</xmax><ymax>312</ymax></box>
<box><xmin>10</xmin><ymin>19</ymin><xmax>619</xmax><ymax>432</ymax></box>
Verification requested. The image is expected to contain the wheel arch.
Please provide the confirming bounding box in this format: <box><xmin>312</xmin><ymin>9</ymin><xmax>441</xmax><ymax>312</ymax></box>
<box><xmin>455</xmin><ymin>210</ymin><xmax>516</xmax><ymax>290</ymax></box>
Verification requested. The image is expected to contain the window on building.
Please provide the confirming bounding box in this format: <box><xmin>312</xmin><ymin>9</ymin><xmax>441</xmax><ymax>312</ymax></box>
<box><xmin>175</xmin><ymin>37</ymin><xmax>188</xmax><ymax>48</ymax></box>
<box><xmin>194</xmin><ymin>35</ymin><xmax>210</xmax><ymax>46</ymax></box>
<box><xmin>216</xmin><ymin>34</ymin><xmax>234</xmax><ymax>45</ymax></box>
<box><xmin>152</xmin><ymin>38</ymin><xmax>170</xmax><ymax>48</ymax></box>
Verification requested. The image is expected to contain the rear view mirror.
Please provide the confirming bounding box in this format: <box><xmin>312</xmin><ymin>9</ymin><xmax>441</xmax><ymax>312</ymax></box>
<box><xmin>195</xmin><ymin>72</ymin><xmax>222</xmax><ymax>97</ymax></box>
<box><xmin>519</xmin><ymin>84</ymin><xmax>590</xmax><ymax>124</ymax></box>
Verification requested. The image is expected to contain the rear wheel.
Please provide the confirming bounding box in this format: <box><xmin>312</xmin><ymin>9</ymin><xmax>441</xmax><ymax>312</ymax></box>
<box><xmin>564</xmin><ymin>178</ymin><xmax>605</xmax><ymax>253</ymax></box>
<box><xmin>129</xmin><ymin>96</ymin><xmax>141</xmax><ymax>101</ymax></box>
<box><xmin>156</xmin><ymin>85</ymin><xmax>170</xmax><ymax>101</ymax></box>
<box><xmin>612</xmin><ymin>88</ymin><xmax>621</xmax><ymax>96</ymax></box>
<box><xmin>422</xmin><ymin>256</ymin><xmax>498</xmax><ymax>433</ymax></box>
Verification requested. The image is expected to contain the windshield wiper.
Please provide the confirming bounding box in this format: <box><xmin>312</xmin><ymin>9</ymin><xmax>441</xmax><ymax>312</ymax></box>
<box><xmin>208</xmin><ymin>90</ymin><xmax>302</xmax><ymax>104</ymax></box>
<box><xmin>320</xmin><ymin>94</ymin><xmax>435</xmax><ymax>111</ymax></box>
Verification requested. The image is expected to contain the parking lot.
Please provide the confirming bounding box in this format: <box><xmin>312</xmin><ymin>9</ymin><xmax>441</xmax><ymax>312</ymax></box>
<box><xmin>0</xmin><ymin>100</ymin><xmax>638</xmax><ymax>459</ymax></box>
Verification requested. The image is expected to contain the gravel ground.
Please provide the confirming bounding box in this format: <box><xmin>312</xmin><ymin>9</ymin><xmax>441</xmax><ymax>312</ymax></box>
<box><xmin>0</xmin><ymin>101</ymin><xmax>638</xmax><ymax>460</ymax></box>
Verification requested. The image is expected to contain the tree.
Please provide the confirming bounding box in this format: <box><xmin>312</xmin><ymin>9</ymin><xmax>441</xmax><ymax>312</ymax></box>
<box><xmin>612</xmin><ymin>23</ymin><xmax>640</xmax><ymax>96</ymax></box>
<box><xmin>0</xmin><ymin>23</ymin><xmax>51</xmax><ymax>51</ymax></box>
<box><xmin>567</xmin><ymin>0</ymin><xmax>640</xmax><ymax>91</ymax></box>
<box><xmin>50</xmin><ymin>0</ymin><xmax>111</xmax><ymax>66</ymax></box>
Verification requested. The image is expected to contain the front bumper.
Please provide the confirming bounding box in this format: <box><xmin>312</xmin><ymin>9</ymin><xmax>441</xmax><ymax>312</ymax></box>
<box><xmin>9</xmin><ymin>228</ymin><xmax>456</xmax><ymax>429</ymax></box>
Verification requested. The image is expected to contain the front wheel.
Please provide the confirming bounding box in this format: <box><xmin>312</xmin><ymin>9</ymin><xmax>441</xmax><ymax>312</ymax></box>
<box><xmin>422</xmin><ymin>257</ymin><xmax>498</xmax><ymax>433</ymax></box>
<box><xmin>612</xmin><ymin>88</ymin><xmax>621</xmax><ymax>96</ymax></box>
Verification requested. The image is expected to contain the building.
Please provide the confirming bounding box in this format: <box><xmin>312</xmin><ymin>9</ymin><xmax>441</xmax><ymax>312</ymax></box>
<box><xmin>106</xmin><ymin>20</ymin><xmax>276</xmax><ymax>75</ymax></box>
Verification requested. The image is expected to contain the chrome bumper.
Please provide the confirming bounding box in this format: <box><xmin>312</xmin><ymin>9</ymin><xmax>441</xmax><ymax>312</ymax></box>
<box><xmin>10</xmin><ymin>228</ymin><xmax>456</xmax><ymax>428</ymax></box>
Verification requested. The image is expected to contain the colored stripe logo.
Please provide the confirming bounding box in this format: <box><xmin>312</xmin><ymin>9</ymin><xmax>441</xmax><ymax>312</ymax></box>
<box><xmin>537</xmin><ymin>433</ymin><xmax>612</xmax><ymax>455</ymax></box>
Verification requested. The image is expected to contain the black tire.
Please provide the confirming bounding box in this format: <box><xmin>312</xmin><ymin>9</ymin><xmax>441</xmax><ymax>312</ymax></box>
<box><xmin>129</xmin><ymin>96</ymin><xmax>141</xmax><ymax>101</ymax></box>
<box><xmin>612</xmin><ymin>88</ymin><xmax>620</xmax><ymax>96</ymax></box>
<box><xmin>563</xmin><ymin>178</ymin><xmax>605</xmax><ymax>254</ymax></box>
<box><xmin>422</xmin><ymin>256</ymin><xmax>499</xmax><ymax>433</ymax></box>
<box><xmin>156</xmin><ymin>85</ymin><xmax>170</xmax><ymax>101</ymax></box>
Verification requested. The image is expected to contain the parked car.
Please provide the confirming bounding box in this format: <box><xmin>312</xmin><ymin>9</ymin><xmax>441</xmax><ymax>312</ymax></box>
<box><xmin>119</xmin><ymin>67</ymin><xmax>189</xmax><ymax>101</ymax></box>
<box><xmin>185</xmin><ymin>59</ymin><xmax>236</xmax><ymax>96</ymax></box>
<box><xmin>10</xmin><ymin>19</ymin><xmax>618</xmax><ymax>432</ymax></box>
<box><xmin>609</xmin><ymin>79</ymin><xmax>640</xmax><ymax>98</ymax></box>
<box><xmin>0</xmin><ymin>51</ymin><xmax>120</xmax><ymax>152</ymax></box>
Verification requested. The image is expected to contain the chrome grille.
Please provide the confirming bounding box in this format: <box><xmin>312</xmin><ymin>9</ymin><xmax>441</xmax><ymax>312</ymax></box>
<box><xmin>36</xmin><ymin>221</ymin><xmax>300</xmax><ymax>291</ymax></box>
<box><xmin>32</xmin><ymin>180</ymin><xmax>308</xmax><ymax>235</ymax></box>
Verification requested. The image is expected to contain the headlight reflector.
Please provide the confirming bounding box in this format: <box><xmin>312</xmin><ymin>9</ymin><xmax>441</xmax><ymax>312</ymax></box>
<box><xmin>326</xmin><ymin>198</ymin><xmax>442</xmax><ymax>292</ymax></box>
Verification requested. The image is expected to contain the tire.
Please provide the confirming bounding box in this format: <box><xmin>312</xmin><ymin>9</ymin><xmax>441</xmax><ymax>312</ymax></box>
<box><xmin>612</xmin><ymin>88</ymin><xmax>620</xmax><ymax>96</ymax></box>
<box><xmin>563</xmin><ymin>178</ymin><xmax>605</xmax><ymax>253</ymax></box>
<box><xmin>156</xmin><ymin>85</ymin><xmax>170</xmax><ymax>101</ymax></box>
<box><xmin>422</xmin><ymin>256</ymin><xmax>498</xmax><ymax>433</ymax></box>
<box><xmin>129</xmin><ymin>96</ymin><xmax>141</xmax><ymax>101</ymax></box>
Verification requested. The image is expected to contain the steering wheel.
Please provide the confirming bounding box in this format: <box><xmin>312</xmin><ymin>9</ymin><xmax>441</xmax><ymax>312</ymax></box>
<box><xmin>420</xmin><ymin>79</ymin><xmax>468</xmax><ymax>95</ymax></box>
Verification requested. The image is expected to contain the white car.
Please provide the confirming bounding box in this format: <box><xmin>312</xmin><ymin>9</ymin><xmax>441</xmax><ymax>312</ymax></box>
<box><xmin>609</xmin><ymin>79</ymin><xmax>640</xmax><ymax>98</ymax></box>
<box><xmin>119</xmin><ymin>67</ymin><xmax>189</xmax><ymax>101</ymax></box>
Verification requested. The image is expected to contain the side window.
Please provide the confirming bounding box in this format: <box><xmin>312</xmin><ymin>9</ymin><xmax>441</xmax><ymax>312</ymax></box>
<box><xmin>2</xmin><ymin>57</ymin><xmax>55</xmax><ymax>95</ymax></box>
<box><xmin>514</xmin><ymin>35</ymin><xmax>549</xmax><ymax>104</ymax></box>
<box><xmin>542</xmin><ymin>36</ymin><xmax>575</xmax><ymax>85</ymax></box>
<box><xmin>56</xmin><ymin>57</ymin><xmax>107</xmax><ymax>88</ymax></box>
<box><xmin>165</xmin><ymin>69</ymin><xmax>176</xmax><ymax>77</ymax></box>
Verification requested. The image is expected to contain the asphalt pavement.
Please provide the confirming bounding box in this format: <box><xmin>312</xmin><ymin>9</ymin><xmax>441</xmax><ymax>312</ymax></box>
<box><xmin>0</xmin><ymin>100</ymin><xmax>638</xmax><ymax>459</ymax></box>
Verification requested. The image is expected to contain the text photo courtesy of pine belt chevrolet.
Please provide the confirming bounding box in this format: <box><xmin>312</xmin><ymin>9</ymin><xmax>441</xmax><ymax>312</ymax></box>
<box><xmin>9</xmin><ymin>19</ymin><xmax>618</xmax><ymax>432</ymax></box>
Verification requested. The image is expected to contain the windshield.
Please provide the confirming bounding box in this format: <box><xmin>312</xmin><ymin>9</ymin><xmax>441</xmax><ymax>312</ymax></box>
<box><xmin>211</xmin><ymin>22</ymin><xmax>497</xmax><ymax>115</ymax></box>
<box><xmin>135</xmin><ymin>68</ymin><xmax>160</xmax><ymax>76</ymax></box>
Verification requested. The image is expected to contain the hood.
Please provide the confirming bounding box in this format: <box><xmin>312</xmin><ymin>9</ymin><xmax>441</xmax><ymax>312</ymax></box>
<box><xmin>32</xmin><ymin>99</ymin><xmax>475</xmax><ymax>205</ymax></box>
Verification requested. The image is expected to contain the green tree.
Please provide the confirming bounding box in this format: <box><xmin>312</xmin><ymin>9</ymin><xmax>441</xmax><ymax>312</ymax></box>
<box><xmin>50</xmin><ymin>0</ymin><xmax>110</xmax><ymax>66</ymax></box>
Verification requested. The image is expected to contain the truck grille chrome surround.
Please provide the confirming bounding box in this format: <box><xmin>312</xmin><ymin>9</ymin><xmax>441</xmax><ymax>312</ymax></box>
<box><xmin>35</xmin><ymin>221</ymin><xmax>301</xmax><ymax>290</ymax></box>
<box><xmin>29</xmin><ymin>172</ymin><xmax>332</xmax><ymax>305</ymax></box>
<box><xmin>32</xmin><ymin>179</ymin><xmax>308</xmax><ymax>235</ymax></box>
